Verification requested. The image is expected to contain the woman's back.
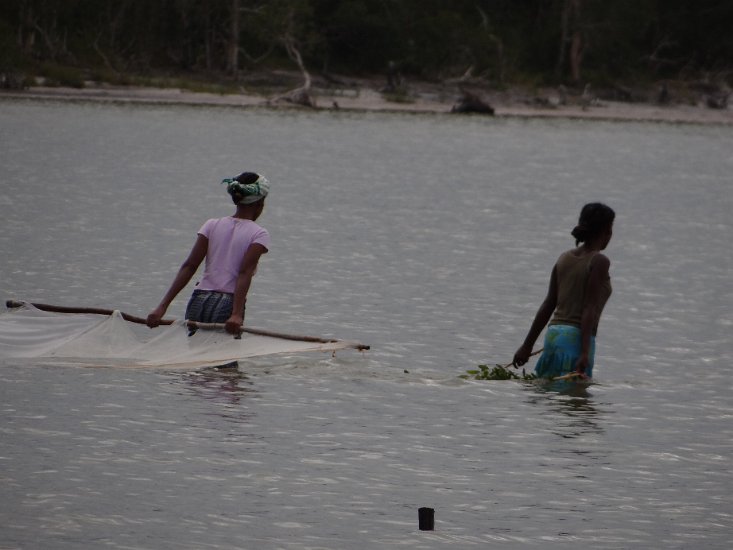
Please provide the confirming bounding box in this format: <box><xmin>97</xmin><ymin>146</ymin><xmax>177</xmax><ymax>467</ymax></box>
<box><xmin>551</xmin><ymin>250</ymin><xmax>611</xmax><ymax>331</ymax></box>
<box><xmin>197</xmin><ymin>217</ymin><xmax>270</xmax><ymax>294</ymax></box>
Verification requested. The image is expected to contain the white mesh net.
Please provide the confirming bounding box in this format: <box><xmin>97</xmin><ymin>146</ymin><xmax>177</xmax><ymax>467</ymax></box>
<box><xmin>0</xmin><ymin>303</ymin><xmax>366</xmax><ymax>368</ymax></box>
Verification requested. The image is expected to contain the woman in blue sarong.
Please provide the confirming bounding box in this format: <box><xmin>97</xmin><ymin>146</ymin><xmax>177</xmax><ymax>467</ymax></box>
<box><xmin>513</xmin><ymin>203</ymin><xmax>615</xmax><ymax>379</ymax></box>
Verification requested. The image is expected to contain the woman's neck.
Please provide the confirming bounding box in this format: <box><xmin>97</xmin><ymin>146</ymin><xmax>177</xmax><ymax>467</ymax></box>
<box><xmin>580</xmin><ymin>240</ymin><xmax>603</xmax><ymax>253</ymax></box>
<box><xmin>232</xmin><ymin>206</ymin><xmax>257</xmax><ymax>220</ymax></box>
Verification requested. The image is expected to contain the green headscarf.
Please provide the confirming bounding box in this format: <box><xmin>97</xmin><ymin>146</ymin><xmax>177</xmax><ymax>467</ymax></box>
<box><xmin>222</xmin><ymin>174</ymin><xmax>270</xmax><ymax>205</ymax></box>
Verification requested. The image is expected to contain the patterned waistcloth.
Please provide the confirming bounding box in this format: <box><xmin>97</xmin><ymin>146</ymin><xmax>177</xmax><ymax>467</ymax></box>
<box><xmin>185</xmin><ymin>290</ymin><xmax>244</xmax><ymax>336</ymax></box>
<box><xmin>534</xmin><ymin>324</ymin><xmax>595</xmax><ymax>378</ymax></box>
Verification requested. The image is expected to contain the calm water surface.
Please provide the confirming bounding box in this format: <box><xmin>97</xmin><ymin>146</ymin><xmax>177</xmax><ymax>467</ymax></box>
<box><xmin>1</xmin><ymin>99</ymin><xmax>731</xmax><ymax>549</ymax></box>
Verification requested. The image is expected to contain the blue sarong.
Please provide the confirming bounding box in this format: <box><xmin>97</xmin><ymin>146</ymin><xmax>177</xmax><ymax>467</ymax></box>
<box><xmin>534</xmin><ymin>324</ymin><xmax>595</xmax><ymax>379</ymax></box>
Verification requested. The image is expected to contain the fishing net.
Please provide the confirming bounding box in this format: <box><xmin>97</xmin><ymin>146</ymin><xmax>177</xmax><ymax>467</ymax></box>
<box><xmin>0</xmin><ymin>303</ymin><xmax>367</xmax><ymax>368</ymax></box>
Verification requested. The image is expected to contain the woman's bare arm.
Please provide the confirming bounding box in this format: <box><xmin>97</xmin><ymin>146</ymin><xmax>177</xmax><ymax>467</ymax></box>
<box><xmin>225</xmin><ymin>243</ymin><xmax>268</xmax><ymax>334</ymax></box>
<box><xmin>146</xmin><ymin>234</ymin><xmax>208</xmax><ymax>327</ymax></box>
<box><xmin>575</xmin><ymin>253</ymin><xmax>610</xmax><ymax>373</ymax></box>
<box><xmin>513</xmin><ymin>265</ymin><xmax>558</xmax><ymax>366</ymax></box>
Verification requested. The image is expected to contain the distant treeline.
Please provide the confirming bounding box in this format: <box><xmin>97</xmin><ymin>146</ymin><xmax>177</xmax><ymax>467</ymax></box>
<box><xmin>1</xmin><ymin>0</ymin><xmax>731</xmax><ymax>88</ymax></box>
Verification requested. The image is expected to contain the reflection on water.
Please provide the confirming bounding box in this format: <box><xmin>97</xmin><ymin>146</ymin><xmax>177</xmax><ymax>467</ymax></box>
<box><xmin>182</xmin><ymin>368</ymin><xmax>256</xmax><ymax>408</ymax></box>
<box><xmin>524</xmin><ymin>382</ymin><xmax>604</xmax><ymax>439</ymax></box>
<box><xmin>1</xmin><ymin>101</ymin><xmax>731</xmax><ymax>548</ymax></box>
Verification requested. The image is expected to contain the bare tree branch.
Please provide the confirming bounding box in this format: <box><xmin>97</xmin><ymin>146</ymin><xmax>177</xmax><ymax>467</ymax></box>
<box><xmin>273</xmin><ymin>8</ymin><xmax>315</xmax><ymax>108</ymax></box>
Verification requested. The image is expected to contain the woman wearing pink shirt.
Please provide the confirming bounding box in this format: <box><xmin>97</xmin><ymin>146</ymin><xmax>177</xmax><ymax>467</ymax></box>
<box><xmin>146</xmin><ymin>172</ymin><xmax>270</xmax><ymax>335</ymax></box>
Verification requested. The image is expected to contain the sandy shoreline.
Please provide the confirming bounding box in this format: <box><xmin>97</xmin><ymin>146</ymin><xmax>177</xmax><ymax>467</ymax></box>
<box><xmin>2</xmin><ymin>82</ymin><xmax>732</xmax><ymax>126</ymax></box>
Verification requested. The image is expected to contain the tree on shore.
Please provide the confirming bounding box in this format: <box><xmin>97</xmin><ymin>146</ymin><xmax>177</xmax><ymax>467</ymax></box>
<box><xmin>556</xmin><ymin>0</ymin><xmax>584</xmax><ymax>84</ymax></box>
<box><xmin>1</xmin><ymin>0</ymin><xmax>730</xmax><ymax>92</ymax></box>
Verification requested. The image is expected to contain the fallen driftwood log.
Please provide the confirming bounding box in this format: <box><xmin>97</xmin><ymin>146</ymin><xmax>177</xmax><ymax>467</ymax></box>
<box><xmin>451</xmin><ymin>89</ymin><xmax>495</xmax><ymax>115</ymax></box>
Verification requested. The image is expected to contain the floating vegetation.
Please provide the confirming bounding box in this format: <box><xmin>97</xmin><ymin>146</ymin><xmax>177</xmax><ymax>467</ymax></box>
<box><xmin>462</xmin><ymin>364</ymin><xmax>538</xmax><ymax>381</ymax></box>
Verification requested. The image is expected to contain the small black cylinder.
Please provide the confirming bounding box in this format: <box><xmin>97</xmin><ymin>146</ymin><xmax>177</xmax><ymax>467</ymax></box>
<box><xmin>418</xmin><ymin>507</ymin><xmax>434</xmax><ymax>531</ymax></box>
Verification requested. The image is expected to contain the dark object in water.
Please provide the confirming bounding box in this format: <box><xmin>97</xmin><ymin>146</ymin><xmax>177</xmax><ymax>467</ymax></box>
<box><xmin>418</xmin><ymin>507</ymin><xmax>435</xmax><ymax>530</ymax></box>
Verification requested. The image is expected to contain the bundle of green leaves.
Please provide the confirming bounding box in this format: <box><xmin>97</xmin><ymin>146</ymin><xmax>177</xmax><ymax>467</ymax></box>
<box><xmin>463</xmin><ymin>364</ymin><xmax>538</xmax><ymax>381</ymax></box>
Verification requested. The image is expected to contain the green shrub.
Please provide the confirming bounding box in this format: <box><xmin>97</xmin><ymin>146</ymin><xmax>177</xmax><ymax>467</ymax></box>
<box><xmin>38</xmin><ymin>63</ymin><xmax>85</xmax><ymax>88</ymax></box>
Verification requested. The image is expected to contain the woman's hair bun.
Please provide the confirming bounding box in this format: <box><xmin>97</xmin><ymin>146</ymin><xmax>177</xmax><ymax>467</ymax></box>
<box><xmin>572</xmin><ymin>203</ymin><xmax>615</xmax><ymax>244</ymax></box>
<box><xmin>221</xmin><ymin>171</ymin><xmax>269</xmax><ymax>205</ymax></box>
<box><xmin>571</xmin><ymin>224</ymin><xmax>589</xmax><ymax>242</ymax></box>
<box><xmin>235</xmin><ymin>172</ymin><xmax>260</xmax><ymax>185</ymax></box>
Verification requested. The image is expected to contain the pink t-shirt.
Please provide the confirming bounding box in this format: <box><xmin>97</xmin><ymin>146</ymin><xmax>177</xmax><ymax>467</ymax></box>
<box><xmin>195</xmin><ymin>217</ymin><xmax>270</xmax><ymax>294</ymax></box>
